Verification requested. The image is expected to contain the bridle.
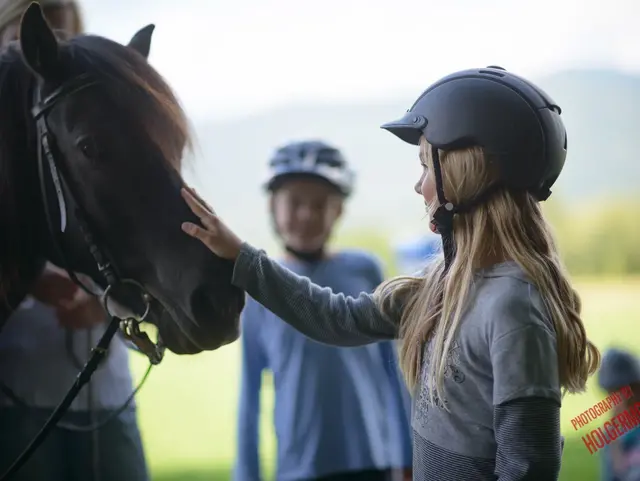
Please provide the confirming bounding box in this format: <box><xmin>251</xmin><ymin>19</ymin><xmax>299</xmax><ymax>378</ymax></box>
<box><xmin>0</xmin><ymin>73</ymin><xmax>165</xmax><ymax>480</ymax></box>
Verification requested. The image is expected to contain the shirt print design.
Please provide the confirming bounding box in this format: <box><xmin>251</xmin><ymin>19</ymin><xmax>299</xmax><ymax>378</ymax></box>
<box><xmin>415</xmin><ymin>338</ymin><xmax>464</xmax><ymax>428</ymax></box>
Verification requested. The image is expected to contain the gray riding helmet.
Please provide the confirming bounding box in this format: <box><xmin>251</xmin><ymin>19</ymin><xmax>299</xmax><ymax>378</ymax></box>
<box><xmin>264</xmin><ymin>140</ymin><xmax>355</xmax><ymax>197</ymax></box>
<box><xmin>380</xmin><ymin>66</ymin><xmax>568</xmax><ymax>268</ymax></box>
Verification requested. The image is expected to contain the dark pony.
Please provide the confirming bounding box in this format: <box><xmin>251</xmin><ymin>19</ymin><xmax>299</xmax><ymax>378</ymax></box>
<box><xmin>0</xmin><ymin>5</ymin><xmax>244</xmax><ymax>354</ymax></box>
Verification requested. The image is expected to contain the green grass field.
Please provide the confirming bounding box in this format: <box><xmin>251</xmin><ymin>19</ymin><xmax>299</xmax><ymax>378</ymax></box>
<box><xmin>128</xmin><ymin>277</ymin><xmax>640</xmax><ymax>481</ymax></box>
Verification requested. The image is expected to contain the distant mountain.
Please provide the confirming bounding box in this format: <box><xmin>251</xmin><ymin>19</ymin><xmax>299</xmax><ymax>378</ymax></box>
<box><xmin>187</xmin><ymin>69</ymin><xmax>640</xmax><ymax>244</ymax></box>
<box><xmin>537</xmin><ymin>70</ymin><xmax>640</xmax><ymax>201</ymax></box>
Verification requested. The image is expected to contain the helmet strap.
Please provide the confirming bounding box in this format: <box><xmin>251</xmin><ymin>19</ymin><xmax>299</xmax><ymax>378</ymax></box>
<box><xmin>428</xmin><ymin>146</ymin><xmax>505</xmax><ymax>272</ymax></box>
<box><xmin>429</xmin><ymin>146</ymin><xmax>456</xmax><ymax>271</ymax></box>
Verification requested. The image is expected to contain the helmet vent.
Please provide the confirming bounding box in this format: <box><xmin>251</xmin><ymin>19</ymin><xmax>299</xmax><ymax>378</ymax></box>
<box><xmin>479</xmin><ymin>69</ymin><xmax>505</xmax><ymax>77</ymax></box>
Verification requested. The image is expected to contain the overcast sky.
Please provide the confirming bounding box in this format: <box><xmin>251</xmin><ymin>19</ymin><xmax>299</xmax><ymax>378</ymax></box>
<box><xmin>80</xmin><ymin>0</ymin><xmax>637</xmax><ymax>122</ymax></box>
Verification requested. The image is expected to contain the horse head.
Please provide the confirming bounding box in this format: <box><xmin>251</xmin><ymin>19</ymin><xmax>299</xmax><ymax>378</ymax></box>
<box><xmin>0</xmin><ymin>3</ymin><xmax>245</xmax><ymax>354</ymax></box>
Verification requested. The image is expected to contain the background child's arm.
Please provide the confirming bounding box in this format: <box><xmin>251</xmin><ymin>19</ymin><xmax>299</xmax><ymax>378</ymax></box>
<box><xmin>233</xmin><ymin>300</ymin><xmax>267</xmax><ymax>481</ymax></box>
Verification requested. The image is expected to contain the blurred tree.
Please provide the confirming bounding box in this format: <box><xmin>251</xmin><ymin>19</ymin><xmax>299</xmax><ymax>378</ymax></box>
<box><xmin>334</xmin><ymin>196</ymin><xmax>640</xmax><ymax>277</ymax></box>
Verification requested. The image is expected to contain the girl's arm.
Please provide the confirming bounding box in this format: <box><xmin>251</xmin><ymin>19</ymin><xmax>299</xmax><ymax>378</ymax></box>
<box><xmin>493</xmin><ymin>397</ymin><xmax>563</xmax><ymax>480</ymax></box>
<box><xmin>490</xmin><ymin>291</ymin><xmax>564</xmax><ymax>480</ymax></box>
<box><xmin>231</xmin><ymin>243</ymin><xmax>400</xmax><ymax>346</ymax></box>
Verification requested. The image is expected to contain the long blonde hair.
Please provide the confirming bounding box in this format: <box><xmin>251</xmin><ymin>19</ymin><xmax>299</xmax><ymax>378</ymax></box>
<box><xmin>375</xmin><ymin>137</ymin><xmax>600</xmax><ymax>405</ymax></box>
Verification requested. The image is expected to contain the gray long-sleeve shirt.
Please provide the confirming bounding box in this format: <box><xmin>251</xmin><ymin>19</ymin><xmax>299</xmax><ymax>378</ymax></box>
<box><xmin>232</xmin><ymin>242</ymin><xmax>564</xmax><ymax>480</ymax></box>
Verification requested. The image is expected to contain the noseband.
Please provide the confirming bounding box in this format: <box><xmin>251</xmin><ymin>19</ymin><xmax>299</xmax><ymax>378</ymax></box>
<box><xmin>0</xmin><ymin>74</ymin><xmax>164</xmax><ymax>480</ymax></box>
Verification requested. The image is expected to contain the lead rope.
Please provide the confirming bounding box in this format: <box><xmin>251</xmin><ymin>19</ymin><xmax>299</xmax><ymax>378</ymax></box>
<box><xmin>87</xmin><ymin>327</ymin><xmax>101</xmax><ymax>481</ymax></box>
<box><xmin>0</xmin><ymin>316</ymin><xmax>121</xmax><ymax>480</ymax></box>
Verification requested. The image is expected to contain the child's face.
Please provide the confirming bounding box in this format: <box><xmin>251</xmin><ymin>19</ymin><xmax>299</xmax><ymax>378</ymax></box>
<box><xmin>415</xmin><ymin>146</ymin><xmax>438</xmax><ymax>221</ymax></box>
<box><xmin>271</xmin><ymin>178</ymin><xmax>343</xmax><ymax>253</ymax></box>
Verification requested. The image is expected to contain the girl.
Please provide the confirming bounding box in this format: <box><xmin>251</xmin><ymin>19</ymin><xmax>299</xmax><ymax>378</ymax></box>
<box><xmin>234</xmin><ymin>140</ymin><xmax>412</xmax><ymax>481</ymax></box>
<box><xmin>180</xmin><ymin>66</ymin><xmax>600</xmax><ymax>480</ymax></box>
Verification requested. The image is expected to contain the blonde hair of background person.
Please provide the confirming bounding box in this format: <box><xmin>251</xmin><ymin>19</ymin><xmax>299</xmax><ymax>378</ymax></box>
<box><xmin>0</xmin><ymin>0</ymin><xmax>83</xmax><ymax>43</ymax></box>
<box><xmin>380</xmin><ymin>137</ymin><xmax>600</xmax><ymax>402</ymax></box>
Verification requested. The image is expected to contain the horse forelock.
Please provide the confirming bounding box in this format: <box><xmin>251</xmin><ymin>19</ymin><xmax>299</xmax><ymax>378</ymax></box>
<box><xmin>0</xmin><ymin>34</ymin><xmax>195</xmax><ymax>311</ymax></box>
<box><xmin>67</xmin><ymin>34</ymin><xmax>192</xmax><ymax>173</ymax></box>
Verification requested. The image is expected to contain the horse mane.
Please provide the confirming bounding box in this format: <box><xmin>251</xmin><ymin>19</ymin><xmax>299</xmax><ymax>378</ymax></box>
<box><xmin>0</xmin><ymin>34</ymin><xmax>193</xmax><ymax>314</ymax></box>
<box><xmin>0</xmin><ymin>44</ymin><xmax>39</xmax><ymax>311</ymax></box>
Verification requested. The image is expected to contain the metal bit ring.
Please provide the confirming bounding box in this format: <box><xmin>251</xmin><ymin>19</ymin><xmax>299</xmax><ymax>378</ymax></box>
<box><xmin>101</xmin><ymin>279</ymin><xmax>151</xmax><ymax>321</ymax></box>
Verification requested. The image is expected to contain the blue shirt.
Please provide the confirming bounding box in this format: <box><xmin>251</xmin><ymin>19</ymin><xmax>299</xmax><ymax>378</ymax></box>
<box><xmin>394</xmin><ymin>234</ymin><xmax>442</xmax><ymax>275</ymax></box>
<box><xmin>233</xmin><ymin>250</ymin><xmax>413</xmax><ymax>481</ymax></box>
<box><xmin>601</xmin><ymin>422</ymin><xmax>640</xmax><ymax>481</ymax></box>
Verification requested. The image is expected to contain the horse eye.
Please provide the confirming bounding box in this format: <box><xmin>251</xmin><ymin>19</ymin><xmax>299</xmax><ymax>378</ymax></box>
<box><xmin>76</xmin><ymin>136</ymin><xmax>99</xmax><ymax>159</ymax></box>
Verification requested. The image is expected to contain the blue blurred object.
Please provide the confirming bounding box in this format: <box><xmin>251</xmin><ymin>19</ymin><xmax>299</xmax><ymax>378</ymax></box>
<box><xmin>598</xmin><ymin>347</ymin><xmax>640</xmax><ymax>392</ymax></box>
<box><xmin>394</xmin><ymin>233</ymin><xmax>443</xmax><ymax>275</ymax></box>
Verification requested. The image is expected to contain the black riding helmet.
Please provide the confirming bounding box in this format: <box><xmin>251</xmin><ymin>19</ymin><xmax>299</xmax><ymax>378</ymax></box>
<box><xmin>381</xmin><ymin>66</ymin><xmax>568</xmax><ymax>269</ymax></box>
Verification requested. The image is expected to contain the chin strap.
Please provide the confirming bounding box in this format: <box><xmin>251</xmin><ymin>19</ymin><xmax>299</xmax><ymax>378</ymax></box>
<box><xmin>428</xmin><ymin>146</ymin><xmax>505</xmax><ymax>272</ymax></box>
<box><xmin>429</xmin><ymin>146</ymin><xmax>456</xmax><ymax>272</ymax></box>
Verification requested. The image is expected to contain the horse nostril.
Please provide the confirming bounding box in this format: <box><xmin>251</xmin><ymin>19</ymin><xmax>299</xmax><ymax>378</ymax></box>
<box><xmin>187</xmin><ymin>285</ymin><xmax>240</xmax><ymax>349</ymax></box>
<box><xmin>189</xmin><ymin>285</ymin><xmax>218</xmax><ymax>323</ymax></box>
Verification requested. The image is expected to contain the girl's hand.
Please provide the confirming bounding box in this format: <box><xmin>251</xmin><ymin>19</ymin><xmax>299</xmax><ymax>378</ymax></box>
<box><xmin>180</xmin><ymin>186</ymin><xmax>243</xmax><ymax>261</ymax></box>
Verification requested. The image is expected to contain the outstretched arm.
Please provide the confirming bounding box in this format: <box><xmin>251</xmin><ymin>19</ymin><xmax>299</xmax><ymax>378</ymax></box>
<box><xmin>179</xmin><ymin>187</ymin><xmax>400</xmax><ymax>346</ymax></box>
<box><xmin>232</xmin><ymin>243</ymin><xmax>398</xmax><ymax>346</ymax></box>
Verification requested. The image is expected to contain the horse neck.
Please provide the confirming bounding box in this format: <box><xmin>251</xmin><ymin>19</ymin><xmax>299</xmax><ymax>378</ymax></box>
<box><xmin>0</xmin><ymin>51</ymin><xmax>48</xmax><ymax>323</ymax></box>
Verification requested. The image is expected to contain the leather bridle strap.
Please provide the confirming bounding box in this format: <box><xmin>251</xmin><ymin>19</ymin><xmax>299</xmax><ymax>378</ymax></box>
<box><xmin>0</xmin><ymin>75</ymin><xmax>158</xmax><ymax>481</ymax></box>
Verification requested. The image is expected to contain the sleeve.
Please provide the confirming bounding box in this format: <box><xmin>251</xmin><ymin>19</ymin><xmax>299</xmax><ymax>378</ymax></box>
<box><xmin>490</xmin><ymin>297</ymin><xmax>561</xmax><ymax>405</ymax></box>
<box><xmin>233</xmin><ymin>299</ymin><xmax>268</xmax><ymax>481</ymax></box>
<box><xmin>490</xmin><ymin>288</ymin><xmax>563</xmax><ymax>480</ymax></box>
<box><xmin>493</xmin><ymin>397</ymin><xmax>562</xmax><ymax>480</ymax></box>
<box><xmin>231</xmin><ymin>243</ymin><xmax>399</xmax><ymax>346</ymax></box>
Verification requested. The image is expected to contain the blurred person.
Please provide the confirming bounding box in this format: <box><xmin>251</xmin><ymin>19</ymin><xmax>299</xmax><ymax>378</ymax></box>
<box><xmin>233</xmin><ymin>140</ymin><xmax>413</xmax><ymax>481</ymax></box>
<box><xmin>0</xmin><ymin>1</ymin><xmax>149</xmax><ymax>480</ymax></box>
<box><xmin>598</xmin><ymin>348</ymin><xmax>640</xmax><ymax>481</ymax></box>
<box><xmin>393</xmin><ymin>233</ymin><xmax>442</xmax><ymax>276</ymax></box>
<box><xmin>180</xmin><ymin>66</ymin><xmax>601</xmax><ymax>480</ymax></box>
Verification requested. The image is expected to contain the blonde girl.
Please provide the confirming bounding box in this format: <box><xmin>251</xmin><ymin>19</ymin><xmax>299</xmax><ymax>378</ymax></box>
<box><xmin>180</xmin><ymin>66</ymin><xmax>600</xmax><ymax>481</ymax></box>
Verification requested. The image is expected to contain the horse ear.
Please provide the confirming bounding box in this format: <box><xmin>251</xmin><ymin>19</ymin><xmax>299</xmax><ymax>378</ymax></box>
<box><xmin>128</xmin><ymin>24</ymin><xmax>155</xmax><ymax>59</ymax></box>
<box><xmin>19</xmin><ymin>2</ymin><xmax>61</xmax><ymax>80</ymax></box>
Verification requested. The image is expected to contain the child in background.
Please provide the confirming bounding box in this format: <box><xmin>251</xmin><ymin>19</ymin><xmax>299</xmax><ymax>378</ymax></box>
<box><xmin>598</xmin><ymin>348</ymin><xmax>640</xmax><ymax>481</ymax></box>
<box><xmin>394</xmin><ymin>234</ymin><xmax>442</xmax><ymax>276</ymax></box>
<box><xmin>233</xmin><ymin>140</ymin><xmax>412</xmax><ymax>481</ymax></box>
